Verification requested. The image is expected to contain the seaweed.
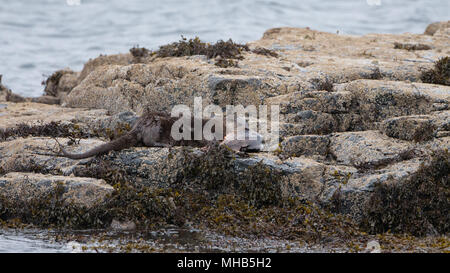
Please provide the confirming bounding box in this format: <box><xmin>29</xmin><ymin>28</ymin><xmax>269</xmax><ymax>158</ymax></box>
<box><xmin>0</xmin><ymin>181</ymin><xmax>178</xmax><ymax>229</ymax></box>
<box><xmin>310</xmin><ymin>77</ymin><xmax>334</xmax><ymax>92</ymax></box>
<box><xmin>214</xmin><ymin>58</ymin><xmax>238</xmax><ymax>68</ymax></box>
<box><xmin>420</xmin><ymin>56</ymin><xmax>450</xmax><ymax>86</ymax></box>
<box><xmin>153</xmin><ymin>36</ymin><xmax>249</xmax><ymax>67</ymax></box>
<box><xmin>129</xmin><ymin>46</ymin><xmax>152</xmax><ymax>63</ymax></box>
<box><xmin>394</xmin><ymin>42</ymin><xmax>432</xmax><ymax>51</ymax></box>
<box><xmin>361</xmin><ymin>149</ymin><xmax>449</xmax><ymax>236</ymax></box>
<box><xmin>0</xmin><ymin>121</ymin><xmax>84</xmax><ymax>142</ymax></box>
<box><xmin>195</xmin><ymin>195</ymin><xmax>360</xmax><ymax>243</ymax></box>
<box><xmin>177</xmin><ymin>144</ymin><xmax>283</xmax><ymax>207</ymax></box>
<box><xmin>1</xmin><ymin>141</ymin><xmax>446</xmax><ymax>245</ymax></box>
<box><xmin>206</xmin><ymin>39</ymin><xmax>249</xmax><ymax>59</ymax></box>
<box><xmin>251</xmin><ymin>47</ymin><xmax>279</xmax><ymax>58</ymax></box>
<box><xmin>0</xmin><ymin>120</ymin><xmax>132</xmax><ymax>144</ymax></box>
<box><xmin>41</xmin><ymin>70</ymin><xmax>72</xmax><ymax>97</ymax></box>
<box><xmin>129</xmin><ymin>36</ymin><xmax>251</xmax><ymax>67</ymax></box>
<box><xmin>130</xmin><ymin>46</ymin><xmax>150</xmax><ymax>58</ymax></box>
<box><xmin>369</xmin><ymin>67</ymin><xmax>383</xmax><ymax>80</ymax></box>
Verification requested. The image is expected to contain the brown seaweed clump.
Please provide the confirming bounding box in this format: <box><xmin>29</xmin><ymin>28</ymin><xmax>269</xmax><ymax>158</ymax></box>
<box><xmin>41</xmin><ymin>69</ymin><xmax>77</xmax><ymax>97</ymax></box>
<box><xmin>394</xmin><ymin>42</ymin><xmax>432</xmax><ymax>51</ymax></box>
<box><xmin>420</xmin><ymin>56</ymin><xmax>450</xmax><ymax>86</ymax></box>
<box><xmin>0</xmin><ymin>121</ymin><xmax>132</xmax><ymax>144</ymax></box>
<box><xmin>153</xmin><ymin>36</ymin><xmax>250</xmax><ymax>67</ymax></box>
<box><xmin>214</xmin><ymin>58</ymin><xmax>238</xmax><ymax>68</ymax></box>
<box><xmin>0</xmin><ymin>180</ymin><xmax>178</xmax><ymax>229</ymax></box>
<box><xmin>42</xmin><ymin>71</ymin><xmax>64</xmax><ymax>97</ymax></box>
<box><xmin>0</xmin><ymin>121</ymin><xmax>85</xmax><ymax>142</ymax></box>
<box><xmin>129</xmin><ymin>37</ymin><xmax>277</xmax><ymax>68</ymax></box>
<box><xmin>361</xmin><ymin>149</ymin><xmax>449</xmax><ymax>236</ymax></box>
<box><xmin>129</xmin><ymin>46</ymin><xmax>152</xmax><ymax>63</ymax></box>
<box><xmin>251</xmin><ymin>47</ymin><xmax>279</xmax><ymax>57</ymax></box>
<box><xmin>177</xmin><ymin>144</ymin><xmax>283</xmax><ymax>207</ymax></box>
<box><xmin>310</xmin><ymin>77</ymin><xmax>334</xmax><ymax>92</ymax></box>
<box><xmin>194</xmin><ymin>195</ymin><xmax>361</xmax><ymax>243</ymax></box>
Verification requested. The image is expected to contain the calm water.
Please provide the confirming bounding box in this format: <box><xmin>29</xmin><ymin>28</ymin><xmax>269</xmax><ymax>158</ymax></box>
<box><xmin>0</xmin><ymin>0</ymin><xmax>448</xmax><ymax>97</ymax></box>
<box><xmin>0</xmin><ymin>0</ymin><xmax>449</xmax><ymax>252</ymax></box>
<box><xmin>0</xmin><ymin>228</ymin><xmax>325</xmax><ymax>253</ymax></box>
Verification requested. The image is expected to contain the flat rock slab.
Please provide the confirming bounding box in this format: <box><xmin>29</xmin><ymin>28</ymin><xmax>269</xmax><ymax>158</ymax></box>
<box><xmin>329</xmin><ymin>130</ymin><xmax>414</xmax><ymax>168</ymax></box>
<box><xmin>0</xmin><ymin>102</ymin><xmax>108</xmax><ymax>130</ymax></box>
<box><xmin>0</xmin><ymin>172</ymin><xmax>113</xmax><ymax>208</ymax></box>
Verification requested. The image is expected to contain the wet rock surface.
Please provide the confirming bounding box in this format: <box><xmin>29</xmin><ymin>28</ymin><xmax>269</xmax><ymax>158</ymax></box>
<box><xmin>0</xmin><ymin>172</ymin><xmax>113</xmax><ymax>209</ymax></box>
<box><xmin>0</xmin><ymin>22</ymin><xmax>449</xmax><ymax>252</ymax></box>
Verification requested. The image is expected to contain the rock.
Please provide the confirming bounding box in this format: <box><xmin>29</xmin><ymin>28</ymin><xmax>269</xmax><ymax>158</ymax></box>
<box><xmin>381</xmin><ymin>115</ymin><xmax>436</xmax><ymax>142</ymax></box>
<box><xmin>78</xmin><ymin>53</ymin><xmax>133</xmax><ymax>83</ymax></box>
<box><xmin>62</xmin><ymin>25</ymin><xmax>449</xmax><ymax>115</ymax></box>
<box><xmin>0</xmin><ymin>172</ymin><xmax>113</xmax><ymax>208</ymax></box>
<box><xmin>424</xmin><ymin>21</ymin><xmax>450</xmax><ymax>36</ymax></box>
<box><xmin>1</xmin><ymin>24</ymin><xmax>449</xmax><ymax>237</ymax></box>
<box><xmin>30</xmin><ymin>96</ymin><xmax>61</xmax><ymax>105</ymax></box>
<box><xmin>329</xmin><ymin>130</ymin><xmax>415</xmax><ymax>169</ymax></box>
<box><xmin>0</xmin><ymin>137</ymin><xmax>108</xmax><ymax>175</ymax></box>
<box><xmin>333</xmin><ymin>158</ymin><xmax>423</xmax><ymax>221</ymax></box>
<box><xmin>431</xmin><ymin>111</ymin><xmax>450</xmax><ymax>137</ymax></box>
<box><xmin>0</xmin><ymin>101</ymin><xmax>108</xmax><ymax>130</ymax></box>
<box><xmin>281</xmin><ymin>135</ymin><xmax>330</xmax><ymax>159</ymax></box>
<box><xmin>270</xmin><ymin>80</ymin><xmax>447</xmax><ymax>136</ymax></box>
<box><xmin>42</xmin><ymin>68</ymin><xmax>79</xmax><ymax>97</ymax></box>
<box><xmin>0</xmin><ymin>75</ymin><xmax>9</xmax><ymax>102</ymax></box>
<box><xmin>110</xmin><ymin>219</ymin><xmax>137</xmax><ymax>231</ymax></box>
<box><xmin>339</xmin><ymin>80</ymin><xmax>437</xmax><ymax>126</ymax></box>
<box><xmin>64</xmin><ymin>60</ymin><xmax>275</xmax><ymax>115</ymax></box>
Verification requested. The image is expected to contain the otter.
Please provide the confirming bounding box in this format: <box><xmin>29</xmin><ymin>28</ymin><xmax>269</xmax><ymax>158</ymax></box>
<box><xmin>56</xmin><ymin>110</ymin><xmax>263</xmax><ymax>159</ymax></box>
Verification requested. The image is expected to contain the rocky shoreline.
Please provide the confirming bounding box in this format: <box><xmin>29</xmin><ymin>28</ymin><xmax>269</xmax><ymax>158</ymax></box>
<box><xmin>0</xmin><ymin>21</ymin><xmax>449</xmax><ymax>252</ymax></box>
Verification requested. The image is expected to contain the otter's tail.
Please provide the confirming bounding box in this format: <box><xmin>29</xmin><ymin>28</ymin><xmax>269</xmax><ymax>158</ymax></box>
<box><xmin>55</xmin><ymin>132</ymin><xmax>139</xmax><ymax>160</ymax></box>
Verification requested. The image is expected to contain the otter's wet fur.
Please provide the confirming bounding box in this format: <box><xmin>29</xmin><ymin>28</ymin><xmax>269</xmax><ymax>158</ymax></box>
<box><xmin>57</xmin><ymin>110</ymin><xmax>263</xmax><ymax>159</ymax></box>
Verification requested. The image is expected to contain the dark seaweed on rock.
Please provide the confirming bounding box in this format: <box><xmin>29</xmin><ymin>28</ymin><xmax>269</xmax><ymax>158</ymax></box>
<box><xmin>420</xmin><ymin>56</ymin><xmax>450</xmax><ymax>86</ymax></box>
<box><xmin>0</xmin><ymin>121</ymin><xmax>86</xmax><ymax>141</ymax></box>
<box><xmin>393</xmin><ymin>42</ymin><xmax>432</xmax><ymax>51</ymax></box>
<box><xmin>214</xmin><ymin>58</ymin><xmax>238</xmax><ymax>68</ymax></box>
<box><xmin>4</xmin><ymin>141</ymin><xmax>442</xmax><ymax>244</ymax></box>
<box><xmin>41</xmin><ymin>70</ymin><xmax>69</xmax><ymax>97</ymax></box>
<box><xmin>0</xmin><ymin>172</ymin><xmax>362</xmax><ymax>244</ymax></box>
<box><xmin>177</xmin><ymin>144</ymin><xmax>283</xmax><ymax>207</ymax></box>
<box><xmin>0</xmin><ymin>121</ymin><xmax>132</xmax><ymax>143</ymax></box>
<box><xmin>129</xmin><ymin>46</ymin><xmax>150</xmax><ymax>58</ymax></box>
<box><xmin>251</xmin><ymin>47</ymin><xmax>279</xmax><ymax>57</ymax></box>
<box><xmin>155</xmin><ymin>36</ymin><xmax>249</xmax><ymax>62</ymax></box>
<box><xmin>130</xmin><ymin>36</ymin><xmax>252</xmax><ymax>67</ymax></box>
<box><xmin>310</xmin><ymin>77</ymin><xmax>334</xmax><ymax>92</ymax></box>
<box><xmin>0</xmin><ymin>181</ymin><xmax>178</xmax><ymax>229</ymax></box>
<box><xmin>129</xmin><ymin>46</ymin><xmax>152</xmax><ymax>63</ymax></box>
<box><xmin>194</xmin><ymin>195</ymin><xmax>361</xmax><ymax>243</ymax></box>
<box><xmin>361</xmin><ymin>149</ymin><xmax>449</xmax><ymax>236</ymax></box>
